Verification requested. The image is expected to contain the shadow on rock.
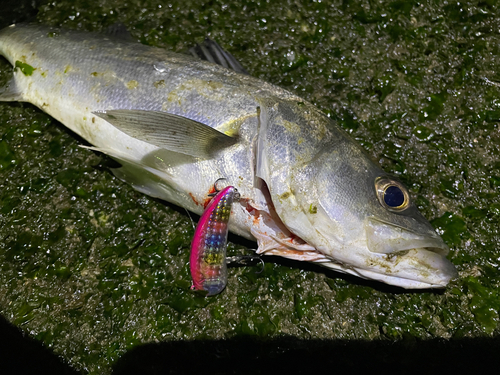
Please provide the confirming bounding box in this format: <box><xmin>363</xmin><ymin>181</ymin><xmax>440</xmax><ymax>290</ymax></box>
<box><xmin>113</xmin><ymin>335</ymin><xmax>499</xmax><ymax>375</ymax></box>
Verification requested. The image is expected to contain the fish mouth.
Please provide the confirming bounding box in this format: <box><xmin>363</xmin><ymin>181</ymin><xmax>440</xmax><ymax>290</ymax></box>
<box><xmin>320</xmin><ymin>247</ymin><xmax>458</xmax><ymax>289</ymax></box>
<box><xmin>343</xmin><ymin>249</ymin><xmax>458</xmax><ymax>288</ymax></box>
<box><xmin>365</xmin><ymin>216</ymin><xmax>450</xmax><ymax>255</ymax></box>
<box><xmin>358</xmin><ymin>217</ymin><xmax>458</xmax><ymax>288</ymax></box>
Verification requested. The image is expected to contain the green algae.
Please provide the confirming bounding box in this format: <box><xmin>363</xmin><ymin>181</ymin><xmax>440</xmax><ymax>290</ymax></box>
<box><xmin>15</xmin><ymin>60</ymin><xmax>35</xmax><ymax>76</ymax></box>
<box><xmin>1</xmin><ymin>0</ymin><xmax>500</xmax><ymax>373</ymax></box>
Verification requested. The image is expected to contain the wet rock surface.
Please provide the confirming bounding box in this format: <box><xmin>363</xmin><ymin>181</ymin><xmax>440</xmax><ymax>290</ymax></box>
<box><xmin>0</xmin><ymin>0</ymin><xmax>499</xmax><ymax>373</ymax></box>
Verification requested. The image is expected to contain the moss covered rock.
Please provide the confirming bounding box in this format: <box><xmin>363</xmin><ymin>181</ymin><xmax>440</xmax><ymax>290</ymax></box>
<box><xmin>0</xmin><ymin>0</ymin><xmax>499</xmax><ymax>373</ymax></box>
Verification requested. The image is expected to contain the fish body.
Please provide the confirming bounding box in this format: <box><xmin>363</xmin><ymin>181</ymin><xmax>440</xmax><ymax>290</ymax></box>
<box><xmin>0</xmin><ymin>24</ymin><xmax>458</xmax><ymax>289</ymax></box>
<box><xmin>190</xmin><ymin>185</ymin><xmax>239</xmax><ymax>296</ymax></box>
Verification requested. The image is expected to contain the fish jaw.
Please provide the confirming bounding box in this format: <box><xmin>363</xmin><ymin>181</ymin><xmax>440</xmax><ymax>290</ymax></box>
<box><xmin>319</xmin><ymin>247</ymin><xmax>458</xmax><ymax>289</ymax></box>
<box><xmin>344</xmin><ymin>216</ymin><xmax>458</xmax><ymax>288</ymax></box>
<box><xmin>364</xmin><ymin>216</ymin><xmax>449</xmax><ymax>255</ymax></box>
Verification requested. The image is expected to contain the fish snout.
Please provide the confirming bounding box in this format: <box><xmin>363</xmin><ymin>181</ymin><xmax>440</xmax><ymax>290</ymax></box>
<box><xmin>364</xmin><ymin>216</ymin><xmax>449</xmax><ymax>256</ymax></box>
<box><xmin>360</xmin><ymin>217</ymin><xmax>458</xmax><ymax>288</ymax></box>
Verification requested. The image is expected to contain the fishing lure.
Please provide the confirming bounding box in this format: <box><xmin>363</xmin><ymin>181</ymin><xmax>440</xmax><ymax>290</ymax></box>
<box><xmin>190</xmin><ymin>184</ymin><xmax>240</xmax><ymax>296</ymax></box>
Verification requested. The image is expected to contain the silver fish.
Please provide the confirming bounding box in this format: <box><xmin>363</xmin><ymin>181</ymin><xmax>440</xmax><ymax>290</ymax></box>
<box><xmin>0</xmin><ymin>24</ymin><xmax>457</xmax><ymax>289</ymax></box>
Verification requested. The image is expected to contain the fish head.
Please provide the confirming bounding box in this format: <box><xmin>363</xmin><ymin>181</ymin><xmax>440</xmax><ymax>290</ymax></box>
<box><xmin>257</xmin><ymin>100</ymin><xmax>457</xmax><ymax>289</ymax></box>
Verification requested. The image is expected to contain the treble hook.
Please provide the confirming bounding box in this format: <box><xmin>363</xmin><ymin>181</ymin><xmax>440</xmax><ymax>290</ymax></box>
<box><xmin>208</xmin><ymin>177</ymin><xmax>227</xmax><ymax>197</ymax></box>
<box><xmin>226</xmin><ymin>254</ymin><xmax>265</xmax><ymax>274</ymax></box>
<box><xmin>254</xmin><ymin>256</ymin><xmax>265</xmax><ymax>274</ymax></box>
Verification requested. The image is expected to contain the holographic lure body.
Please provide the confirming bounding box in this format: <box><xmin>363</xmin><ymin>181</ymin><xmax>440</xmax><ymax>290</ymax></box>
<box><xmin>190</xmin><ymin>185</ymin><xmax>239</xmax><ymax>296</ymax></box>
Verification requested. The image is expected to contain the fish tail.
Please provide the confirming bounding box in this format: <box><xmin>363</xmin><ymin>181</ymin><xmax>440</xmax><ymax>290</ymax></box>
<box><xmin>0</xmin><ymin>78</ymin><xmax>22</xmax><ymax>102</ymax></box>
<box><xmin>0</xmin><ymin>24</ymin><xmax>17</xmax><ymax>64</ymax></box>
<box><xmin>0</xmin><ymin>25</ymin><xmax>23</xmax><ymax>102</ymax></box>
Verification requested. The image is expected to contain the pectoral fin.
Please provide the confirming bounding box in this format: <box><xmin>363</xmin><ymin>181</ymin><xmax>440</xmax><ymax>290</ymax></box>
<box><xmin>92</xmin><ymin>109</ymin><xmax>237</xmax><ymax>158</ymax></box>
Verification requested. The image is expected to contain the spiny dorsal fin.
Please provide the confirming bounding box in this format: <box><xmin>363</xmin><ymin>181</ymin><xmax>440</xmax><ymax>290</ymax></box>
<box><xmin>104</xmin><ymin>23</ymin><xmax>134</xmax><ymax>42</ymax></box>
<box><xmin>189</xmin><ymin>39</ymin><xmax>250</xmax><ymax>75</ymax></box>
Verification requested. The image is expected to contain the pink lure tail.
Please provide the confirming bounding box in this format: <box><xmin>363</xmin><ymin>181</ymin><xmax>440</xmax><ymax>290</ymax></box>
<box><xmin>189</xmin><ymin>186</ymin><xmax>239</xmax><ymax>296</ymax></box>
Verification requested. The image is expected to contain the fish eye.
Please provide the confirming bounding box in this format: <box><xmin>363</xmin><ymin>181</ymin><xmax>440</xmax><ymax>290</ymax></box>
<box><xmin>375</xmin><ymin>177</ymin><xmax>410</xmax><ymax>212</ymax></box>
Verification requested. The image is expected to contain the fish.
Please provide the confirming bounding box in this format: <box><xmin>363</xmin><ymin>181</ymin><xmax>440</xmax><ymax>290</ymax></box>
<box><xmin>190</xmin><ymin>183</ymin><xmax>240</xmax><ymax>296</ymax></box>
<box><xmin>0</xmin><ymin>23</ymin><xmax>458</xmax><ymax>289</ymax></box>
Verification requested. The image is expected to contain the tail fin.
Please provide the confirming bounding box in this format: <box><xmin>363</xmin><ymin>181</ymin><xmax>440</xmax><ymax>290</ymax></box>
<box><xmin>0</xmin><ymin>24</ymin><xmax>22</xmax><ymax>101</ymax></box>
<box><xmin>0</xmin><ymin>78</ymin><xmax>22</xmax><ymax>102</ymax></box>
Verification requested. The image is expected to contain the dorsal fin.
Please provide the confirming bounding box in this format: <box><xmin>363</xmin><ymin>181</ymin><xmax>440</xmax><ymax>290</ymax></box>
<box><xmin>104</xmin><ymin>23</ymin><xmax>134</xmax><ymax>42</ymax></box>
<box><xmin>189</xmin><ymin>39</ymin><xmax>250</xmax><ymax>75</ymax></box>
